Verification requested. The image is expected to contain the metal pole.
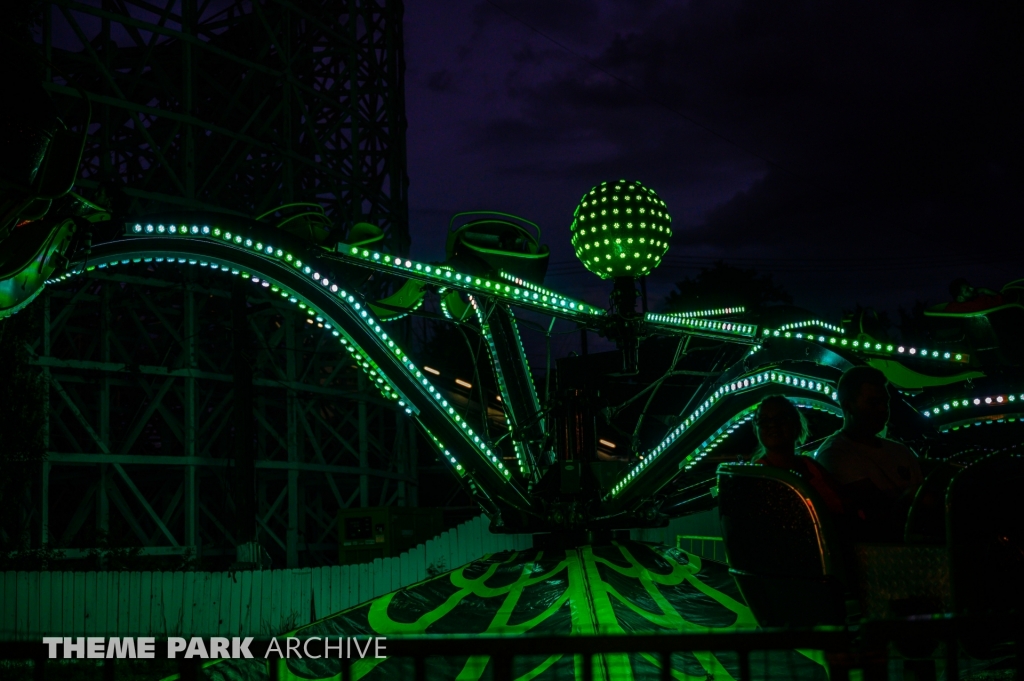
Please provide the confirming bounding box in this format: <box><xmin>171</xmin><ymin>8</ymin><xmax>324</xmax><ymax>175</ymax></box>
<box><xmin>40</xmin><ymin>463</ymin><xmax>50</xmax><ymax>547</ymax></box>
<box><xmin>286</xmin><ymin>317</ymin><xmax>299</xmax><ymax>567</ymax></box>
<box><xmin>348</xmin><ymin>0</ymin><xmax>362</xmax><ymax>226</ymax></box>
<box><xmin>283</xmin><ymin>7</ymin><xmax>293</xmax><ymax>200</ymax></box>
<box><xmin>287</xmin><ymin>460</ymin><xmax>299</xmax><ymax>567</ymax></box>
<box><xmin>232</xmin><ymin>281</ymin><xmax>256</xmax><ymax>546</ymax></box>
<box><xmin>184</xmin><ymin>278</ymin><xmax>198</xmax><ymax>554</ymax></box>
<box><xmin>358</xmin><ymin>373</ymin><xmax>369</xmax><ymax>507</ymax></box>
<box><xmin>395</xmin><ymin>415</ymin><xmax>406</xmax><ymax>506</ymax></box>
<box><xmin>183</xmin><ymin>0</ymin><xmax>195</xmax><ymax>199</ymax></box>
<box><xmin>100</xmin><ymin>0</ymin><xmax>111</xmax><ymax>179</ymax></box>
<box><xmin>41</xmin><ymin>294</ymin><xmax>51</xmax><ymax>547</ymax></box>
<box><xmin>97</xmin><ymin>284</ymin><xmax>111</xmax><ymax>552</ymax></box>
<box><xmin>408</xmin><ymin>418</ymin><xmax>418</xmax><ymax>507</ymax></box>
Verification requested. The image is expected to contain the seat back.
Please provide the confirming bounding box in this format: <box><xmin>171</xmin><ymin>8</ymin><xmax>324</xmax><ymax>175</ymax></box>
<box><xmin>34</xmin><ymin>125</ymin><xmax>88</xmax><ymax>200</ymax></box>
<box><xmin>904</xmin><ymin>461</ymin><xmax>959</xmax><ymax>544</ymax></box>
<box><xmin>923</xmin><ymin>304</ymin><xmax>1024</xmax><ymax>366</ymax></box>
<box><xmin>947</xmin><ymin>450</ymin><xmax>1024</xmax><ymax>616</ymax></box>
<box><xmin>446</xmin><ymin>212</ymin><xmax>549</xmax><ymax>283</ymax></box>
<box><xmin>946</xmin><ymin>449</ymin><xmax>1024</xmax><ymax>657</ymax></box>
<box><xmin>717</xmin><ymin>463</ymin><xmax>847</xmax><ymax>626</ymax></box>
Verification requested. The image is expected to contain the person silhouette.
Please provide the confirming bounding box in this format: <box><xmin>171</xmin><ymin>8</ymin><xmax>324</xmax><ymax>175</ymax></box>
<box><xmin>814</xmin><ymin>367</ymin><xmax>922</xmax><ymax>541</ymax></box>
<box><xmin>945</xmin><ymin>278</ymin><xmax>1003</xmax><ymax>313</ymax></box>
<box><xmin>752</xmin><ymin>395</ymin><xmax>844</xmax><ymax>515</ymax></box>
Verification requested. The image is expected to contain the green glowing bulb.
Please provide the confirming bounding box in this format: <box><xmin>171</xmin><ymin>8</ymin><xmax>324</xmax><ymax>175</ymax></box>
<box><xmin>570</xmin><ymin>180</ymin><xmax>672</xmax><ymax>279</ymax></box>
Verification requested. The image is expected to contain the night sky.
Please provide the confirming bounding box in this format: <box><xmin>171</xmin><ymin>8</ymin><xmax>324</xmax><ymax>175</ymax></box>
<box><xmin>402</xmin><ymin>0</ymin><xmax>1024</xmax><ymax>326</ymax></box>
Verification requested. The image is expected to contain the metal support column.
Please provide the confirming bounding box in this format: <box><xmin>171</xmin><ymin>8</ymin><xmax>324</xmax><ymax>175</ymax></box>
<box><xmin>395</xmin><ymin>418</ymin><xmax>406</xmax><ymax>507</ymax></box>
<box><xmin>409</xmin><ymin>419</ymin><xmax>418</xmax><ymax>507</ymax></box>
<box><xmin>40</xmin><ymin>463</ymin><xmax>50</xmax><ymax>547</ymax></box>
<box><xmin>232</xmin><ymin>281</ymin><xmax>256</xmax><ymax>546</ymax></box>
<box><xmin>358</xmin><ymin>373</ymin><xmax>369</xmax><ymax>507</ymax></box>
<box><xmin>183</xmin><ymin>277</ymin><xmax>198</xmax><ymax>554</ymax></box>
<box><xmin>97</xmin><ymin>284</ymin><xmax>111</xmax><ymax>548</ymax></box>
<box><xmin>41</xmin><ymin>294</ymin><xmax>51</xmax><ymax>546</ymax></box>
<box><xmin>286</xmin><ymin>319</ymin><xmax>299</xmax><ymax>568</ymax></box>
<box><xmin>182</xmin><ymin>0</ymin><xmax>195</xmax><ymax>201</ymax></box>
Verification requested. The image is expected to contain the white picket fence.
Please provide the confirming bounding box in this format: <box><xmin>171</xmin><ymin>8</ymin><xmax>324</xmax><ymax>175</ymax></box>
<box><xmin>0</xmin><ymin>515</ymin><xmax>531</xmax><ymax>640</ymax></box>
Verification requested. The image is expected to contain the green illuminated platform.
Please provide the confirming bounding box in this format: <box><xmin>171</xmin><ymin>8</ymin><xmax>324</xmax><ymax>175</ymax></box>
<box><xmin>190</xmin><ymin>542</ymin><xmax>828</xmax><ymax>681</ymax></box>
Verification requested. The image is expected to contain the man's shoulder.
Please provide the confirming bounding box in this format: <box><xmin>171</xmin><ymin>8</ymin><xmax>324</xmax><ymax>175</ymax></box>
<box><xmin>813</xmin><ymin>433</ymin><xmax>868</xmax><ymax>483</ymax></box>
<box><xmin>878</xmin><ymin>437</ymin><xmax>922</xmax><ymax>485</ymax></box>
<box><xmin>817</xmin><ymin>433</ymin><xmax>914</xmax><ymax>456</ymax></box>
<box><xmin>814</xmin><ymin>433</ymin><xmax>850</xmax><ymax>458</ymax></box>
<box><xmin>814</xmin><ymin>433</ymin><xmax>856</xmax><ymax>469</ymax></box>
<box><xmin>879</xmin><ymin>437</ymin><xmax>916</xmax><ymax>459</ymax></box>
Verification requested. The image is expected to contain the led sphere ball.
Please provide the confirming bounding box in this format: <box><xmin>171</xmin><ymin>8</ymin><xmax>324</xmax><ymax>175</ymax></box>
<box><xmin>570</xmin><ymin>180</ymin><xmax>672</xmax><ymax>279</ymax></box>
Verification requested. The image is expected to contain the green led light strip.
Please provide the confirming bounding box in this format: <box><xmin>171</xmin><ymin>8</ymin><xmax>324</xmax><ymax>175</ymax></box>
<box><xmin>759</xmin><ymin>329</ymin><xmax>970</xmax><ymax>364</ymax></box>
<box><xmin>496</xmin><ymin>271</ymin><xmax>605</xmax><ymax>318</ymax></box>
<box><xmin>439</xmin><ymin>288</ymin><xmax>453</xmax><ymax>319</ymax></box>
<box><xmin>921</xmin><ymin>392</ymin><xmax>1024</xmax><ymax>418</ymax></box>
<box><xmin>608</xmin><ymin>369</ymin><xmax>838</xmax><ymax>498</ymax></box>
<box><xmin>936</xmin><ymin>414</ymin><xmax>1022</xmax><ymax>434</ymax></box>
<box><xmin>330</xmin><ymin>292</ymin><xmax>514</xmax><ymax>482</ymax></box>
<box><xmin>644</xmin><ymin>312</ymin><xmax>757</xmax><ymax>338</ymax></box>
<box><xmin>339</xmin><ymin>245</ymin><xmax>604</xmax><ymax>319</ymax></box>
<box><xmin>100</xmin><ymin>224</ymin><xmax>516</xmax><ymax>481</ymax></box>
<box><xmin>126</xmin><ymin>223</ymin><xmax>604</xmax><ymax>322</ymax></box>
<box><xmin>762</xmin><ymin>320</ymin><xmax>844</xmax><ymax>335</ymax></box>
<box><xmin>420</xmin><ymin>424</ymin><xmax>469</xmax><ymax>478</ymax></box>
<box><xmin>664</xmin><ymin>306</ymin><xmax>746</xmax><ymax>319</ymax></box>
<box><xmin>438</xmin><ymin>286</ymin><xmax>457</xmax><ymax>320</ymax></box>
<box><xmin>69</xmin><ymin>250</ymin><xmax>410</xmax><ymax>406</ymax></box>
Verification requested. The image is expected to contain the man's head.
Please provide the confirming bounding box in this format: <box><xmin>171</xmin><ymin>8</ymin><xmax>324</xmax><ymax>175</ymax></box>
<box><xmin>837</xmin><ymin>366</ymin><xmax>890</xmax><ymax>435</ymax></box>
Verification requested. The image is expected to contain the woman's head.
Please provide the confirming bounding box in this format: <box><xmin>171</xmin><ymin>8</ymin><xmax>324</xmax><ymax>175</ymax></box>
<box><xmin>753</xmin><ymin>395</ymin><xmax>809</xmax><ymax>459</ymax></box>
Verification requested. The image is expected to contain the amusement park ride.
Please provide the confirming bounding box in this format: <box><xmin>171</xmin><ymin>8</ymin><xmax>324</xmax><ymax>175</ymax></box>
<box><xmin>3</xmin><ymin>83</ymin><xmax>1023</xmax><ymax>681</ymax></box>
<box><xmin>5</xmin><ymin>172</ymin><xmax>1024</xmax><ymax>531</ymax></box>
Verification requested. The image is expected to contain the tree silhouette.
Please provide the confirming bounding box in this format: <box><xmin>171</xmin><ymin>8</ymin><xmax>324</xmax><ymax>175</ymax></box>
<box><xmin>663</xmin><ymin>261</ymin><xmax>792</xmax><ymax>315</ymax></box>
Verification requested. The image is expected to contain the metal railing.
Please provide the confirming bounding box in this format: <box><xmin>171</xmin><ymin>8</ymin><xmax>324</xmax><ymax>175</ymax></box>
<box><xmin>677</xmin><ymin>534</ymin><xmax>725</xmax><ymax>562</ymax></box>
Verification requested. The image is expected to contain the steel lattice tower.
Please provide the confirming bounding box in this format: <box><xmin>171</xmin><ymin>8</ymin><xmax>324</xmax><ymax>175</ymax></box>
<box><xmin>41</xmin><ymin>0</ymin><xmax>409</xmax><ymax>252</ymax></box>
<box><xmin>26</xmin><ymin>0</ymin><xmax>420</xmax><ymax>569</ymax></box>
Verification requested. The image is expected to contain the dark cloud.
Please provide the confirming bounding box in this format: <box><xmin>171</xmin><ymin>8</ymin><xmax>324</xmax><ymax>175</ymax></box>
<box><xmin>471</xmin><ymin>0</ymin><xmax>604</xmax><ymax>39</ymax></box>
<box><xmin>473</xmin><ymin>1</ymin><xmax>1023</xmax><ymax>246</ymax></box>
<box><xmin>404</xmin><ymin>0</ymin><xmax>1024</xmax><ymax>315</ymax></box>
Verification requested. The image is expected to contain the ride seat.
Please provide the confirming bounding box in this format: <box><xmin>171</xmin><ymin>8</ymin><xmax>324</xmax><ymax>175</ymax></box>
<box><xmin>923</xmin><ymin>303</ymin><xmax>1024</xmax><ymax>366</ymax></box>
<box><xmin>717</xmin><ymin>463</ymin><xmax>849</xmax><ymax>627</ymax></box>
<box><xmin>947</xmin><ymin>450</ymin><xmax>1024</xmax><ymax>658</ymax></box>
<box><xmin>446</xmin><ymin>212</ymin><xmax>549</xmax><ymax>284</ymax></box>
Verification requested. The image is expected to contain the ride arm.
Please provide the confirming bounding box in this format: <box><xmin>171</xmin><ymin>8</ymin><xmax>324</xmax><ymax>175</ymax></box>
<box><xmin>81</xmin><ymin>223</ymin><xmax>535</xmax><ymax>518</ymax></box>
<box><xmin>330</xmin><ymin>245</ymin><xmax>607</xmax><ymax>328</ymax></box>
<box><xmin>643</xmin><ymin>312</ymin><xmax>759</xmax><ymax>344</ymax></box>
<box><xmin>603</xmin><ymin>346</ymin><xmax>846</xmax><ymax>517</ymax></box>
<box><xmin>471</xmin><ymin>299</ymin><xmax>547</xmax><ymax>482</ymax></box>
